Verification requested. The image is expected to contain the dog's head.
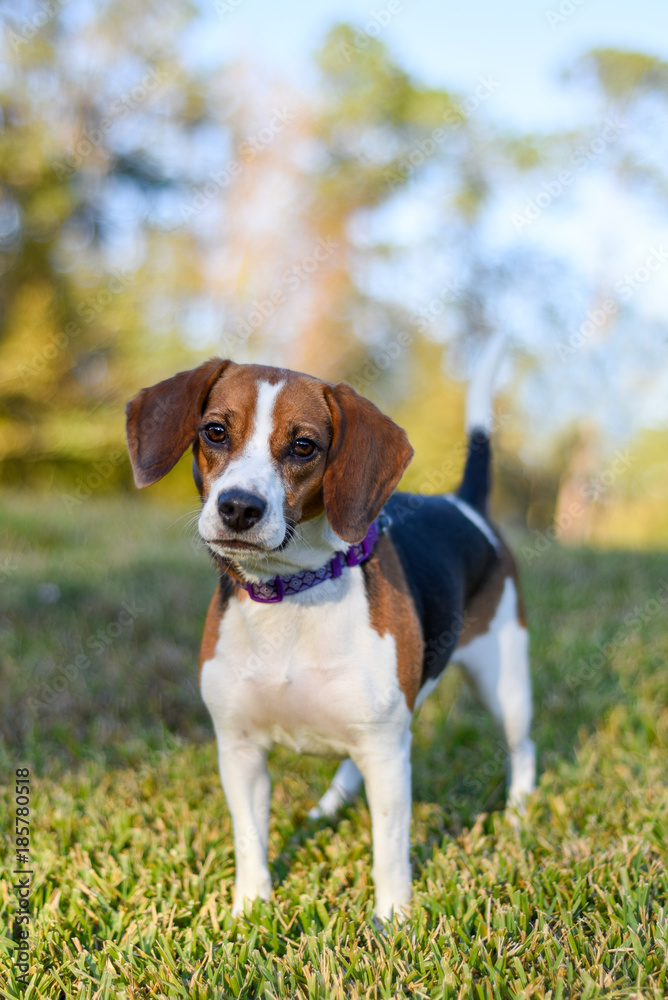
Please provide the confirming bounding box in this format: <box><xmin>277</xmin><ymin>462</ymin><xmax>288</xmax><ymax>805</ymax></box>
<box><xmin>126</xmin><ymin>359</ymin><xmax>413</xmax><ymax>556</ymax></box>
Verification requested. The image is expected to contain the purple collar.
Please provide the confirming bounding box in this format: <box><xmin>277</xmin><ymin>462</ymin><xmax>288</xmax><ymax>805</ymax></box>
<box><xmin>232</xmin><ymin>516</ymin><xmax>384</xmax><ymax>603</ymax></box>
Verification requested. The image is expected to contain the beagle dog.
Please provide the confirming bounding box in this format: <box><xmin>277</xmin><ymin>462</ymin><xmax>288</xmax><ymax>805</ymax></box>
<box><xmin>125</xmin><ymin>335</ymin><xmax>535</xmax><ymax>921</ymax></box>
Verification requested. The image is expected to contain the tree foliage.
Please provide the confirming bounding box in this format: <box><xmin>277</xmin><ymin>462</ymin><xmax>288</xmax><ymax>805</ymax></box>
<box><xmin>0</xmin><ymin>5</ymin><xmax>666</xmax><ymax>542</ymax></box>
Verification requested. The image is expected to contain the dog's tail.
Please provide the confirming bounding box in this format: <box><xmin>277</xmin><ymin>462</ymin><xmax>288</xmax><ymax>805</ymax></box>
<box><xmin>457</xmin><ymin>331</ymin><xmax>506</xmax><ymax>516</ymax></box>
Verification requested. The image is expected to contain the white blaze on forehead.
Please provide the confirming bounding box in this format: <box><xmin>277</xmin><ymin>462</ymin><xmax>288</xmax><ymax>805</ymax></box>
<box><xmin>255</xmin><ymin>380</ymin><xmax>284</xmax><ymax>442</ymax></box>
<box><xmin>231</xmin><ymin>379</ymin><xmax>284</xmax><ymax>485</ymax></box>
<box><xmin>215</xmin><ymin>378</ymin><xmax>285</xmax><ymax>496</ymax></box>
<box><xmin>198</xmin><ymin>379</ymin><xmax>287</xmax><ymax>553</ymax></box>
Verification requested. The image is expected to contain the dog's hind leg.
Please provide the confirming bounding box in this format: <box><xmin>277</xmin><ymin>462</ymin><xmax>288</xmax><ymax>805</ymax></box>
<box><xmin>455</xmin><ymin>575</ymin><xmax>536</xmax><ymax>812</ymax></box>
<box><xmin>308</xmin><ymin>758</ymin><xmax>363</xmax><ymax>820</ymax></box>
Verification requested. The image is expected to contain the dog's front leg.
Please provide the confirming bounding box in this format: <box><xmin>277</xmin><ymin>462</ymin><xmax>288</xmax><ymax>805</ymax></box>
<box><xmin>354</xmin><ymin>730</ymin><xmax>413</xmax><ymax>921</ymax></box>
<box><xmin>217</xmin><ymin>737</ymin><xmax>272</xmax><ymax>914</ymax></box>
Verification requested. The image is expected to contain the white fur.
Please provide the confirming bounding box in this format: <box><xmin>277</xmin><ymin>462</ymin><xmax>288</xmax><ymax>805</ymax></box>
<box><xmin>413</xmin><ymin>673</ymin><xmax>441</xmax><ymax>710</ymax></box>
<box><xmin>308</xmin><ymin>758</ymin><xmax>363</xmax><ymax>820</ymax></box>
<box><xmin>200</xmin><ymin>563</ymin><xmax>414</xmax><ymax>918</ymax></box>
<box><xmin>454</xmin><ymin>576</ymin><xmax>535</xmax><ymax>809</ymax></box>
<box><xmin>465</xmin><ymin>331</ymin><xmax>506</xmax><ymax>435</ymax></box>
<box><xmin>198</xmin><ymin>380</ymin><xmax>287</xmax><ymax>558</ymax></box>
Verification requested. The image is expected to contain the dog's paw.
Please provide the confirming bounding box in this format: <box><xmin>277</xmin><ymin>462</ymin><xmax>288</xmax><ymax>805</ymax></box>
<box><xmin>505</xmin><ymin>786</ymin><xmax>535</xmax><ymax>831</ymax></box>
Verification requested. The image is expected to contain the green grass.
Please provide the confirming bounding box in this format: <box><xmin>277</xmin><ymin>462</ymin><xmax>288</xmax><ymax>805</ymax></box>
<box><xmin>1</xmin><ymin>493</ymin><xmax>667</xmax><ymax>999</ymax></box>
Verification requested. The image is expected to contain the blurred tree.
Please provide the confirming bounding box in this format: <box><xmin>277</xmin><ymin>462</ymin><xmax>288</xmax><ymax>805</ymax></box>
<box><xmin>0</xmin><ymin>0</ymin><xmax>225</xmax><ymax>489</ymax></box>
<box><xmin>599</xmin><ymin>425</ymin><xmax>668</xmax><ymax>546</ymax></box>
<box><xmin>1</xmin><ymin>5</ymin><xmax>666</xmax><ymax>543</ymax></box>
<box><xmin>296</xmin><ymin>24</ymin><xmax>458</xmax><ymax>379</ymax></box>
<box><xmin>295</xmin><ymin>26</ymin><xmax>590</xmax><ymax>518</ymax></box>
<box><xmin>185</xmin><ymin>24</ymin><xmax>526</xmax><ymax>501</ymax></box>
<box><xmin>579</xmin><ymin>48</ymin><xmax>668</xmax><ymax>97</ymax></box>
<box><xmin>545</xmin><ymin>48</ymin><xmax>668</xmax><ymax>541</ymax></box>
<box><xmin>566</xmin><ymin>48</ymin><xmax>668</xmax><ymax>199</ymax></box>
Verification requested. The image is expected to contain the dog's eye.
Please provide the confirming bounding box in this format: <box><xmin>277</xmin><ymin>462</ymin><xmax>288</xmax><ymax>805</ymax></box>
<box><xmin>292</xmin><ymin>438</ymin><xmax>317</xmax><ymax>458</ymax></box>
<box><xmin>204</xmin><ymin>423</ymin><xmax>227</xmax><ymax>444</ymax></box>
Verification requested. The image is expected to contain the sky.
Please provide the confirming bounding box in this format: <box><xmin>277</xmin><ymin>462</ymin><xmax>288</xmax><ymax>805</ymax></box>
<box><xmin>182</xmin><ymin>0</ymin><xmax>668</xmax><ymax>441</ymax></box>
<box><xmin>33</xmin><ymin>0</ymin><xmax>665</xmax><ymax>445</ymax></box>
<box><xmin>193</xmin><ymin>0</ymin><xmax>668</xmax><ymax>131</ymax></box>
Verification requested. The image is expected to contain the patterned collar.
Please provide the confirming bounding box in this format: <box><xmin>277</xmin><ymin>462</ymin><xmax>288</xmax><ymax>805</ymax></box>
<box><xmin>229</xmin><ymin>514</ymin><xmax>388</xmax><ymax>604</ymax></box>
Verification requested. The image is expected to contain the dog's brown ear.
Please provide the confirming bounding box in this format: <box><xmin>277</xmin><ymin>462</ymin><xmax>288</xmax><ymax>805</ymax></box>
<box><xmin>126</xmin><ymin>358</ymin><xmax>230</xmax><ymax>487</ymax></box>
<box><xmin>323</xmin><ymin>382</ymin><xmax>413</xmax><ymax>544</ymax></box>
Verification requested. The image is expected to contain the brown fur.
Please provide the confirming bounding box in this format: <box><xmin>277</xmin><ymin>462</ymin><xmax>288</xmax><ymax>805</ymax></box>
<box><xmin>126</xmin><ymin>359</ymin><xmax>229</xmax><ymax>487</ymax></box>
<box><xmin>196</xmin><ymin>368</ymin><xmax>261</xmax><ymax>495</ymax></box>
<box><xmin>323</xmin><ymin>383</ymin><xmax>413</xmax><ymax>544</ymax></box>
<box><xmin>362</xmin><ymin>534</ymin><xmax>424</xmax><ymax>710</ymax></box>
<box><xmin>268</xmin><ymin>376</ymin><xmax>332</xmax><ymax>523</ymax></box>
<box><xmin>199</xmin><ymin>581</ymin><xmax>235</xmax><ymax>680</ymax></box>
<box><xmin>457</xmin><ymin>538</ymin><xmax>525</xmax><ymax>648</ymax></box>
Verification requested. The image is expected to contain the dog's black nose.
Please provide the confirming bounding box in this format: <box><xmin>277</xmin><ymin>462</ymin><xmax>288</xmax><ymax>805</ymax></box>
<box><xmin>217</xmin><ymin>490</ymin><xmax>267</xmax><ymax>532</ymax></box>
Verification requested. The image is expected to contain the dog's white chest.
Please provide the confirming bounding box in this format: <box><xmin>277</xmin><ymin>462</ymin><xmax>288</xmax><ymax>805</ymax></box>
<box><xmin>200</xmin><ymin>568</ymin><xmax>406</xmax><ymax>757</ymax></box>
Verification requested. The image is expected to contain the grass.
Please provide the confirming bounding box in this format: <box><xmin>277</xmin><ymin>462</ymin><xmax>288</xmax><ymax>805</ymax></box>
<box><xmin>1</xmin><ymin>492</ymin><xmax>667</xmax><ymax>999</ymax></box>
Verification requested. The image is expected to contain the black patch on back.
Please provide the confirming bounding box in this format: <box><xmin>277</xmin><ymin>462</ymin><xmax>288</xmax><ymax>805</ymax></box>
<box><xmin>385</xmin><ymin>492</ymin><xmax>499</xmax><ymax>689</ymax></box>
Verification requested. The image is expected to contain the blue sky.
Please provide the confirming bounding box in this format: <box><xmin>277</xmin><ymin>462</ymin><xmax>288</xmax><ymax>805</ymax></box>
<box><xmin>194</xmin><ymin>0</ymin><xmax>668</xmax><ymax>130</ymax></box>
<box><xmin>180</xmin><ymin>0</ymin><xmax>668</xmax><ymax>441</ymax></box>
